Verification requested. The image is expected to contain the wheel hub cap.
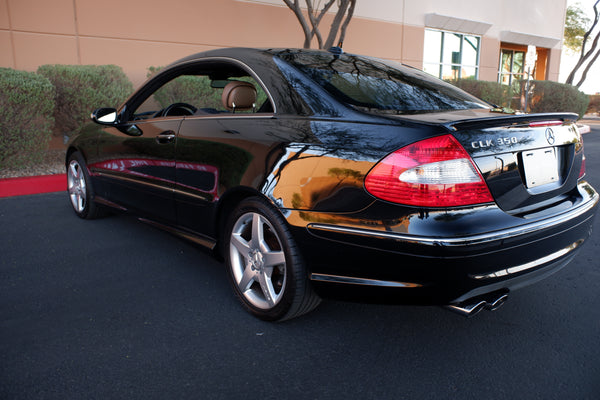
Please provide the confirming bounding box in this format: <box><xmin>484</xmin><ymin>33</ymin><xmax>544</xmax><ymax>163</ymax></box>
<box><xmin>249</xmin><ymin>249</ymin><xmax>264</xmax><ymax>271</ymax></box>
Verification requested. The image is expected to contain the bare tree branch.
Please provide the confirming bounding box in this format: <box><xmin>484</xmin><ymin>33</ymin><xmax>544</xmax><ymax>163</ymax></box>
<box><xmin>337</xmin><ymin>0</ymin><xmax>356</xmax><ymax>47</ymax></box>
<box><xmin>315</xmin><ymin>0</ymin><xmax>335</xmax><ymax>23</ymax></box>
<box><xmin>580</xmin><ymin>0</ymin><xmax>600</xmax><ymax>56</ymax></box>
<box><xmin>324</xmin><ymin>0</ymin><xmax>350</xmax><ymax>49</ymax></box>
<box><xmin>305</xmin><ymin>0</ymin><xmax>324</xmax><ymax>49</ymax></box>
<box><xmin>576</xmin><ymin>47</ymin><xmax>600</xmax><ymax>87</ymax></box>
<box><xmin>306</xmin><ymin>0</ymin><xmax>336</xmax><ymax>49</ymax></box>
<box><xmin>566</xmin><ymin>0</ymin><xmax>600</xmax><ymax>85</ymax></box>
<box><xmin>283</xmin><ymin>0</ymin><xmax>313</xmax><ymax>48</ymax></box>
<box><xmin>285</xmin><ymin>0</ymin><xmax>355</xmax><ymax>49</ymax></box>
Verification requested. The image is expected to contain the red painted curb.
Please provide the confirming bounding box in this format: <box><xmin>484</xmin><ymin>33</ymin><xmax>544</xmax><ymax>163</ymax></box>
<box><xmin>0</xmin><ymin>174</ymin><xmax>67</xmax><ymax>198</ymax></box>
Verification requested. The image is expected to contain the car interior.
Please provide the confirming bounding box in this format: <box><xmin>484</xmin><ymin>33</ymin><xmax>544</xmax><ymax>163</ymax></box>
<box><xmin>131</xmin><ymin>65</ymin><xmax>273</xmax><ymax>121</ymax></box>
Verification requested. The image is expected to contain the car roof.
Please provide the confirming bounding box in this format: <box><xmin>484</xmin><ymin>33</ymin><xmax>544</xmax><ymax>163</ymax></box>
<box><xmin>165</xmin><ymin>47</ymin><xmax>355</xmax><ymax>69</ymax></box>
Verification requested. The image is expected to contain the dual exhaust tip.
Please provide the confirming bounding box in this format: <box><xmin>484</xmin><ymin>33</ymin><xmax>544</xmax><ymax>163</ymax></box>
<box><xmin>445</xmin><ymin>291</ymin><xmax>509</xmax><ymax>317</ymax></box>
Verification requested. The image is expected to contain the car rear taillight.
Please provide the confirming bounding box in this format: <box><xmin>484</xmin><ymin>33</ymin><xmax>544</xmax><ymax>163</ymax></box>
<box><xmin>579</xmin><ymin>154</ymin><xmax>586</xmax><ymax>179</ymax></box>
<box><xmin>364</xmin><ymin>134</ymin><xmax>494</xmax><ymax>207</ymax></box>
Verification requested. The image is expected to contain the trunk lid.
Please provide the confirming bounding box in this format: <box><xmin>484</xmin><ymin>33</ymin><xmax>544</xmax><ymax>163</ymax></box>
<box><xmin>443</xmin><ymin>112</ymin><xmax>584</xmax><ymax>214</ymax></box>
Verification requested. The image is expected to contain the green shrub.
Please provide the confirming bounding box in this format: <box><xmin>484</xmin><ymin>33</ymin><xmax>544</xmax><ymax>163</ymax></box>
<box><xmin>448</xmin><ymin>78</ymin><xmax>514</xmax><ymax>108</ymax></box>
<box><xmin>0</xmin><ymin>68</ymin><xmax>55</xmax><ymax>168</ymax></box>
<box><xmin>449</xmin><ymin>78</ymin><xmax>589</xmax><ymax>118</ymax></box>
<box><xmin>37</xmin><ymin>64</ymin><xmax>133</xmax><ymax>138</ymax></box>
<box><xmin>524</xmin><ymin>80</ymin><xmax>589</xmax><ymax>118</ymax></box>
<box><xmin>586</xmin><ymin>94</ymin><xmax>600</xmax><ymax>115</ymax></box>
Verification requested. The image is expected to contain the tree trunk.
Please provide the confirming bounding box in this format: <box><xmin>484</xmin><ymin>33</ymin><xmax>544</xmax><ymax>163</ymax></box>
<box><xmin>284</xmin><ymin>0</ymin><xmax>356</xmax><ymax>50</ymax></box>
<box><xmin>576</xmin><ymin>48</ymin><xmax>600</xmax><ymax>88</ymax></box>
<box><xmin>337</xmin><ymin>0</ymin><xmax>356</xmax><ymax>47</ymax></box>
<box><xmin>283</xmin><ymin>0</ymin><xmax>314</xmax><ymax>49</ymax></box>
<box><xmin>566</xmin><ymin>0</ymin><xmax>600</xmax><ymax>86</ymax></box>
<box><xmin>305</xmin><ymin>0</ymin><xmax>336</xmax><ymax>49</ymax></box>
<box><xmin>324</xmin><ymin>0</ymin><xmax>350</xmax><ymax>49</ymax></box>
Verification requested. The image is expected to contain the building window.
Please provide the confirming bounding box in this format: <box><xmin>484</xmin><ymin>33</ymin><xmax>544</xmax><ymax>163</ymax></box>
<box><xmin>423</xmin><ymin>29</ymin><xmax>480</xmax><ymax>80</ymax></box>
<box><xmin>498</xmin><ymin>49</ymin><xmax>524</xmax><ymax>87</ymax></box>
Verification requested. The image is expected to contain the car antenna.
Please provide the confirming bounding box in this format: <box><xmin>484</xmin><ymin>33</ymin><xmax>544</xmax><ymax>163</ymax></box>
<box><xmin>329</xmin><ymin>41</ymin><xmax>344</xmax><ymax>58</ymax></box>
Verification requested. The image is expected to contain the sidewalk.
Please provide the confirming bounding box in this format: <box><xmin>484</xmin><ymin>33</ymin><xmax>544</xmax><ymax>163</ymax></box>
<box><xmin>579</xmin><ymin>115</ymin><xmax>600</xmax><ymax>134</ymax></box>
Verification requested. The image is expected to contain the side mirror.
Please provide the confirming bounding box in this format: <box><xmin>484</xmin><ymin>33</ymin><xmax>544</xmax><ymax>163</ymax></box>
<box><xmin>91</xmin><ymin>108</ymin><xmax>118</xmax><ymax>125</ymax></box>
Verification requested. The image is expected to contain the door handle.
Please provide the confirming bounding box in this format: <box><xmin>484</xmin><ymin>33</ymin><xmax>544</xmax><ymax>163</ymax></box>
<box><xmin>156</xmin><ymin>131</ymin><xmax>176</xmax><ymax>144</ymax></box>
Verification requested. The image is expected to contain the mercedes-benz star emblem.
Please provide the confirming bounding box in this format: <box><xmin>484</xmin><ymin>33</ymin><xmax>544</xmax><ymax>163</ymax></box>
<box><xmin>545</xmin><ymin>128</ymin><xmax>556</xmax><ymax>145</ymax></box>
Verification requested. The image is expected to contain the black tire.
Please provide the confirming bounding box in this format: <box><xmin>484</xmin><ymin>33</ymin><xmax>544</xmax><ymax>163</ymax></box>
<box><xmin>66</xmin><ymin>152</ymin><xmax>106</xmax><ymax>219</ymax></box>
<box><xmin>224</xmin><ymin>196</ymin><xmax>321</xmax><ymax>321</ymax></box>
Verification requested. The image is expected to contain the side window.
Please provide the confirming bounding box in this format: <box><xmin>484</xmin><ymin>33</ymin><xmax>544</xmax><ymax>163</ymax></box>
<box><xmin>131</xmin><ymin>66</ymin><xmax>272</xmax><ymax>120</ymax></box>
<box><xmin>154</xmin><ymin>75</ymin><xmax>221</xmax><ymax>113</ymax></box>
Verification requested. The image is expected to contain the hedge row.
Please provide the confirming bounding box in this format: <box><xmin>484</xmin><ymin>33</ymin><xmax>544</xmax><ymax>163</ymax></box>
<box><xmin>525</xmin><ymin>80</ymin><xmax>590</xmax><ymax>118</ymax></box>
<box><xmin>586</xmin><ymin>94</ymin><xmax>600</xmax><ymax>115</ymax></box>
<box><xmin>0</xmin><ymin>68</ymin><xmax>55</xmax><ymax>169</ymax></box>
<box><xmin>450</xmin><ymin>78</ymin><xmax>515</xmax><ymax>109</ymax></box>
<box><xmin>0</xmin><ymin>65</ymin><xmax>132</xmax><ymax>169</ymax></box>
<box><xmin>450</xmin><ymin>78</ymin><xmax>590</xmax><ymax>118</ymax></box>
<box><xmin>38</xmin><ymin>64</ymin><xmax>133</xmax><ymax>138</ymax></box>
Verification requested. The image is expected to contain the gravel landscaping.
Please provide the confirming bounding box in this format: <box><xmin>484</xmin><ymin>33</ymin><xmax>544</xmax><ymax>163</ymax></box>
<box><xmin>0</xmin><ymin>148</ymin><xmax>66</xmax><ymax>180</ymax></box>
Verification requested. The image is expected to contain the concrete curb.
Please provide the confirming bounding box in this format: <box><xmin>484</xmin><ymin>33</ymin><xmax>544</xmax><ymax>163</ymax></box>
<box><xmin>0</xmin><ymin>174</ymin><xmax>67</xmax><ymax>198</ymax></box>
<box><xmin>578</xmin><ymin>124</ymin><xmax>591</xmax><ymax>134</ymax></box>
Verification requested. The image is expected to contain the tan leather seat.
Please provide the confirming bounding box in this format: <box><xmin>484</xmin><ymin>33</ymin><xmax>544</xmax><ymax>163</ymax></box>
<box><xmin>222</xmin><ymin>81</ymin><xmax>257</xmax><ymax>112</ymax></box>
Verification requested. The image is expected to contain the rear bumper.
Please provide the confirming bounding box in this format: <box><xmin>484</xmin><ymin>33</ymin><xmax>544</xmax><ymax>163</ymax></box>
<box><xmin>285</xmin><ymin>181</ymin><xmax>598</xmax><ymax>304</ymax></box>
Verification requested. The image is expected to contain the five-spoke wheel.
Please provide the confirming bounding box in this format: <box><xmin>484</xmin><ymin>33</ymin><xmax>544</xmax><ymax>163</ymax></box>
<box><xmin>229</xmin><ymin>211</ymin><xmax>287</xmax><ymax>309</ymax></box>
<box><xmin>225</xmin><ymin>197</ymin><xmax>320</xmax><ymax>321</ymax></box>
<box><xmin>67</xmin><ymin>158</ymin><xmax>87</xmax><ymax>214</ymax></box>
<box><xmin>66</xmin><ymin>152</ymin><xmax>104</xmax><ymax>219</ymax></box>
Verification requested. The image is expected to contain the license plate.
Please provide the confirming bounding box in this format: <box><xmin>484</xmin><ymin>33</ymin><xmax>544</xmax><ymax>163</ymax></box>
<box><xmin>522</xmin><ymin>147</ymin><xmax>559</xmax><ymax>188</ymax></box>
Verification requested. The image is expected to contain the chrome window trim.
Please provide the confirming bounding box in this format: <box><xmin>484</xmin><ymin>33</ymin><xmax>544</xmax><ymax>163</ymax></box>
<box><xmin>122</xmin><ymin>56</ymin><xmax>278</xmax><ymax>120</ymax></box>
<box><xmin>183</xmin><ymin>114</ymin><xmax>275</xmax><ymax>121</ymax></box>
<box><xmin>307</xmin><ymin>192</ymin><xmax>598</xmax><ymax>247</ymax></box>
<box><xmin>165</xmin><ymin>56</ymin><xmax>278</xmax><ymax>115</ymax></box>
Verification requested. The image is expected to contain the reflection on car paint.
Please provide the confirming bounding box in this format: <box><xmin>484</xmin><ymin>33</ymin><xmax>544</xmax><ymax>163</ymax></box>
<box><xmin>91</xmin><ymin>158</ymin><xmax>219</xmax><ymax>198</ymax></box>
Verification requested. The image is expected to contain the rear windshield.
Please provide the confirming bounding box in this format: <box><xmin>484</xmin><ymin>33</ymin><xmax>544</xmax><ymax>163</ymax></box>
<box><xmin>274</xmin><ymin>51</ymin><xmax>488</xmax><ymax>115</ymax></box>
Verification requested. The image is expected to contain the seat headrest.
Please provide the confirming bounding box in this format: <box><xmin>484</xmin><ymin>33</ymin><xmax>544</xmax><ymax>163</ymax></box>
<box><xmin>222</xmin><ymin>81</ymin><xmax>257</xmax><ymax>111</ymax></box>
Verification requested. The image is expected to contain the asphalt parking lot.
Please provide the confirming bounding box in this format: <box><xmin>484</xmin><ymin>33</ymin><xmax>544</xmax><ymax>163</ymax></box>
<box><xmin>1</xmin><ymin>126</ymin><xmax>599</xmax><ymax>400</ymax></box>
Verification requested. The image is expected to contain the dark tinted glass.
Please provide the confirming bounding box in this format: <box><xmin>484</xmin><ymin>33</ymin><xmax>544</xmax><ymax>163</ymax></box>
<box><xmin>274</xmin><ymin>51</ymin><xmax>488</xmax><ymax>115</ymax></box>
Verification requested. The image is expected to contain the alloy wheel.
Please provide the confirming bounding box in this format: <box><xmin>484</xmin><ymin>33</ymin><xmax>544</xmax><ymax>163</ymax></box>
<box><xmin>67</xmin><ymin>159</ymin><xmax>87</xmax><ymax>213</ymax></box>
<box><xmin>229</xmin><ymin>212</ymin><xmax>287</xmax><ymax>309</ymax></box>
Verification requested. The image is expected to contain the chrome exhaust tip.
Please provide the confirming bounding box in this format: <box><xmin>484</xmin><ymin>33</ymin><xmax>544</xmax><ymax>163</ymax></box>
<box><xmin>445</xmin><ymin>300</ymin><xmax>488</xmax><ymax>317</ymax></box>
<box><xmin>445</xmin><ymin>291</ymin><xmax>509</xmax><ymax>317</ymax></box>
<box><xmin>485</xmin><ymin>293</ymin><xmax>508</xmax><ymax>311</ymax></box>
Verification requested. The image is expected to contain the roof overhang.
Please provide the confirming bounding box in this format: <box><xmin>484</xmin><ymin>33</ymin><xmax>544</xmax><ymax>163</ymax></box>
<box><xmin>425</xmin><ymin>13</ymin><xmax>492</xmax><ymax>35</ymax></box>
<box><xmin>500</xmin><ymin>31</ymin><xmax>561</xmax><ymax>49</ymax></box>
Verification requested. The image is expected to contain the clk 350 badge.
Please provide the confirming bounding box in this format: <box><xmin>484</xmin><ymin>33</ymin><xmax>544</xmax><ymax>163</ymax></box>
<box><xmin>471</xmin><ymin>137</ymin><xmax>519</xmax><ymax>149</ymax></box>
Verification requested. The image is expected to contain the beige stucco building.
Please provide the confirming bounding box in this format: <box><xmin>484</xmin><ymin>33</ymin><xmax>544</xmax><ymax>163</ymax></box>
<box><xmin>1</xmin><ymin>0</ymin><xmax>567</xmax><ymax>88</ymax></box>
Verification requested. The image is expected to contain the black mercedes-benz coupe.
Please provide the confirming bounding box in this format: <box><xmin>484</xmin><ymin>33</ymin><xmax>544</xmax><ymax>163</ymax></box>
<box><xmin>66</xmin><ymin>47</ymin><xmax>598</xmax><ymax>320</ymax></box>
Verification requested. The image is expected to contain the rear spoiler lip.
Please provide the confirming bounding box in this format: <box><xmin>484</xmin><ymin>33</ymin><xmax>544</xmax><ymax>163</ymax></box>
<box><xmin>444</xmin><ymin>112</ymin><xmax>580</xmax><ymax>131</ymax></box>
